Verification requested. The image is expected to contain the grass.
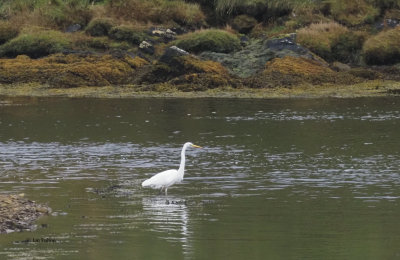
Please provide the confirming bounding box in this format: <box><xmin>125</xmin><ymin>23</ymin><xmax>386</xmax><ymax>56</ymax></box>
<box><xmin>0</xmin><ymin>29</ymin><xmax>71</xmax><ymax>58</ymax></box>
<box><xmin>328</xmin><ymin>0</ymin><xmax>379</xmax><ymax>26</ymax></box>
<box><xmin>0</xmin><ymin>21</ymin><xmax>19</xmax><ymax>45</ymax></box>
<box><xmin>0</xmin><ymin>0</ymin><xmax>93</xmax><ymax>29</ymax></box>
<box><xmin>363</xmin><ymin>27</ymin><xmax>400</xmax><ymax>65</ymax></box>
<box><xmin>297</xmin><ymin>22</ymin><xmax>366</xmax><ymax>62</ymax></box>
<box><xmin>106</xmin><ymin>0</ymin><xmax>205</xmax><ymax>28</ymax></box>
<box><xmin>174</xmin><ymin>29</ymin><xmax>240</xmax><ymax>53</ymax></box>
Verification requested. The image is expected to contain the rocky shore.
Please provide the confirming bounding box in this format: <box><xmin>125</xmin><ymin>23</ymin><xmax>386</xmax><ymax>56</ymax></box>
<box><xmin>0</xmin><ymin>0</ymin><xmax>399</xmax><ymax>98</ymax></box>
<box><xmin>0</xmin><ymin>194</ymin><xmax>51</xmax><ymax>234</ymax></box>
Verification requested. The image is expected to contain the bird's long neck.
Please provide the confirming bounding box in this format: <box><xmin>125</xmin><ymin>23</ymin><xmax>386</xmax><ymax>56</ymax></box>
<box><xmin>178</xmin><ymin>145</ymin><xmax>187</xmax><ymax>178</ymax></box>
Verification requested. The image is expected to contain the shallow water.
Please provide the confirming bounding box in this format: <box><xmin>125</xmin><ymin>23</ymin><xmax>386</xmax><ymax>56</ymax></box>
<box><xmin>0</xmin><ymin>97</ymin><xmax>400</xmax><ymax>259</ymax></box>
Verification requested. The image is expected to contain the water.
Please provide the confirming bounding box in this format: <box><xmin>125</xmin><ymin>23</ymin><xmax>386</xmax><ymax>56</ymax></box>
<box><xmin>0</xmin><ymin>97</ymin><xmax>400</xmax><ymax>259</ymax></box>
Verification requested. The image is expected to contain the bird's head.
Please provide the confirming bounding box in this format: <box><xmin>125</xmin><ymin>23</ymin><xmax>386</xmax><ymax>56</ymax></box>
<box><xmin>185</xmin><ymin>142</ymin><xmax>202</xmax><ymax>149</ymax></box>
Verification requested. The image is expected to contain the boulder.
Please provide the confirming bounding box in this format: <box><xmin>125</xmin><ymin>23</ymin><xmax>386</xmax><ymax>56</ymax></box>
<box><xmin>159</xmin><ymin>46</ymin><xmax>189</xmax><ymax>64</ymax></box>
<box><xmin>139</xmin><ymin>41</ymin><xmax>155</xmax><ymax>55</ymax></box>
<box><xmin>149</xmin><ymin>27</ymin><xmax>178</xmax><ymax>43</ymax></box>
<box><xmin>200</xmin><ymin>34</ymin><xmax>325</xmax><ymax>78</ymax></box>
<box><xmin>65</xmin><ymin>24</ymin><xmax>82</xmax><ymax>33</ymax></box>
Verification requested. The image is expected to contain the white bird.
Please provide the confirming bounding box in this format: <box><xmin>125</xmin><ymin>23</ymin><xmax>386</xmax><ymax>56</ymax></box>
<box><xmin>142</xmin><ymin>142</ymin><xmax>202</xmax><ymax>195</ymax></box>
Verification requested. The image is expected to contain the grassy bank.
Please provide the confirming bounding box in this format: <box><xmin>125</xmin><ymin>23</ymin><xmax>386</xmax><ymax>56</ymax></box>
<box><xmin>0</xmin><ymin>0</ymin><xmax>399</xmax><ymax>97</ymax></box>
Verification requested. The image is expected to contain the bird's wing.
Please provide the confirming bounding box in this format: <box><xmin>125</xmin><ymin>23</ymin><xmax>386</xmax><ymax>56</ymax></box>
<box><xmin>142</xmin><ymin>169</ymin><xmax>178</xmax><ymax>188</ymax></box>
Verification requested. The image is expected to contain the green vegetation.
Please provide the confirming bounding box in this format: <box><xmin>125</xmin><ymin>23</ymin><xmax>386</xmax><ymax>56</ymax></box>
<box><xmin>0</xmin><ymin>0</ymin><xmax>399</xmax><ymax>97</ymax></box>
<box><xmin>106</xmin><ymin>0</ymin><xmax>205</xmax><ymax>28</ymax></box>
<box><xmin>108</xmin><ymin>26</ymin><xmax>146</xmax><ymax>45</ymax></box>
<box><xmin>85</xmin><ymin>18</ymin><xmax>114</xmax><ymax>37</ymax></box>
<box><xmin>0</xmin><ymin>21</ymin><xmax>19</xmax><ymax>45</ymax></box>
<box><xmin>297</xmin><ymin>22</ymin><xmax>366</xmax><ymax>63</ymax></box>
<box><xmin>174</xmin><ymin>29</ymin><xmax>240</xmax><ymax>53</ymax></box>
<box><xmin>0</xmin><ymin>29</ymin><xmax>71</xmax><ymax>58</ymax></box>
<box><xmin>363</xmin><ymin>27</ymin><xmax>400</xmax><ymax>65</ymax></box>
<box><xmin>328</xmin><ymin>0</ymin><xmax>379</xmax><ymax>26</ymax></box>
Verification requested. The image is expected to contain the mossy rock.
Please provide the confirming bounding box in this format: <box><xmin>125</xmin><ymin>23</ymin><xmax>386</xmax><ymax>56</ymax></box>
<box><xmin>141</xmin><ymin>51</ymin><xmax>233</xmax><ymax>89</ymax></box>
<box><xmin>363</xmin><ymin>27</ymin><xmax>400</xmax><ymax>65</ymax></box>
<box><xmin>0</xmin><ymin>21</ymin><xmax>19</xmax><ymax>45</ymax></box>
<box><xmin>108</xmin><ymin>26</ymin><xmax>147</xmax><ymax>45</ymax></box>
<box><xmin>0</xmin><ymin>30</ymin><xmax>71</xmax><ymax>58</ymax></box>
<box><xmin>174</xmin><ymin>29</ymin><xmax>240</xmax><ymax>54</ymax></box>
<box><xmin>85</xmin><ymin>18</ymin><xmax>115</xmax><ymax>37</ymax></box>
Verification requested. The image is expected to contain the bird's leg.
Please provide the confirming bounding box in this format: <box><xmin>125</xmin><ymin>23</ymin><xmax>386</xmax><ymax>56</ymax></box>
<box><xmin>165</xmin><ymin>188</ymin><xmax>168</xmax><ymax>196</ymax></box>
<box><xmin>159</xmin><ymin>187</ymin><xmax>164</xmax><ymax>195</ymax></box>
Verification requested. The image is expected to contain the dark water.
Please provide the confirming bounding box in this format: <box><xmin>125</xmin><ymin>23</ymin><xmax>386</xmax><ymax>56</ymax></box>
<box><xmin>0</xmin><ymin>97</ymin><xmax>399</xmax><ymax>259</ymax></box>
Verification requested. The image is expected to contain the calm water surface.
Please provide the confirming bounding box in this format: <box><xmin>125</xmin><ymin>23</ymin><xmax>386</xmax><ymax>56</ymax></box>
<box><xmin>0</xmin><ymin>97</ymin><xmax>399</xmax><ymax>259</ymax></box>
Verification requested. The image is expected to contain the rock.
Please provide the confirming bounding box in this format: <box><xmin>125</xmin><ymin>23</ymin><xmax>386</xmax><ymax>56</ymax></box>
<box><xmin>240</xmin><ymin>36</ymin><xmax>250</xmax><ymax>47</ymax></box>
<box><xmin>149</xmin><ymin>27</ymin><xmax>177</xmax><ymax>43</ymax></box>
<box><xmin>0</xmin><ymin>194</ymin><xmax>51</xmax><ymax>234</ymax></box>
<box><xmin>375</xmin><ymin>18</ymin><xmax>400</xmax><ymax>31</ymax></box>
<box><xmin>332</xmin><ymin>61</ymin><xmax>351</xmax><ymax>72</ymax></box>
<box><xmin>200</xmin><ymin>34</ymin><xmax>324</xmax><ymax>78</ymax></box>
<box><xmin>65</xmin><ymin>24</ymin><xmax>82</xmax><ymax>33</ymax></box>
<box><xmin>159</xmin><ymin>46</ymin><xmax>189</xmax><ymax>65</ymax></box>
<box><xmin>139</xmin><ymin>41</ymin><xmax>155</xmax><ymax>55</ymax></box>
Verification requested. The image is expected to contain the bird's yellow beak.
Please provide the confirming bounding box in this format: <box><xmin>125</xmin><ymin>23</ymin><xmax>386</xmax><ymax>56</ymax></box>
<box><xmin>191</xmin><ymin>144</ymin><xmax>202</xmax><ymax>148</ymax></box>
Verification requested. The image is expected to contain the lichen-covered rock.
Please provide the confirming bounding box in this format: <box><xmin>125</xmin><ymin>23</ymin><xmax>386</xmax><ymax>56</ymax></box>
<box><xmin>149</xmin><ymin>27</ymin><xmax>178</xmax><ymax>43</ymax></box>
<box><xmin>139</xmin><ymin>41</ymin><xmax>155</xmax><ymax>55</ymax></box>
<box><xmin>0</xmin><ymin>194</ymin><xmax>51</xmax><ymax>234</ymax></box>
<box><xmin>200</xmin><ymin>34</ymin><xmax>324</xmax><ymax>78</ymax></box>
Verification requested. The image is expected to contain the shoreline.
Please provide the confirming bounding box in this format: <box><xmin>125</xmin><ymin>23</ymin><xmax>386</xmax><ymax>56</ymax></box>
<box><xmin>1</xmin><ymin>80</ymin><xmax>400</xmax><ymax>99</ymax></box>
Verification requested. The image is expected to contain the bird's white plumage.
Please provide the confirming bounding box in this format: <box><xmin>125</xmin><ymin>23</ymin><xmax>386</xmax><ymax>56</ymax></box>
<box><xmin>141</xmin><ymin>142</ymin><xmax>201</xmax><ymax>195</ymax></box>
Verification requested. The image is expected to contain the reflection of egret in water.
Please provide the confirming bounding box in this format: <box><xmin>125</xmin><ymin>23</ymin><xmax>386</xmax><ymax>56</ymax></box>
<box><xmin>142</xmin><ymin>196</ymin><xmax>191</xmax><ymax>257</ymax></box>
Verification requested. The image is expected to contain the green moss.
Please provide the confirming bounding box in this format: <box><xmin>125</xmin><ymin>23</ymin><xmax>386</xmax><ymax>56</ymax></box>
<box><xmin>85</xmin><ymin>18</ymin><xmax>115</xmax><ymax>37</ymax></box>
<box><xmin>174</xmin><ymin>29</ymin><xmax>240</xmax><ymax>54</ymax></box>
<box><xmin>108</xmin><ymin>26</ymin><xmax>146</xmax><ymax>45</ymax></box>
<box><xmin>0</xmin><ymin>29</ymin><xmax>71</xmax><ymax>58</ymax></box>
<box><xmin>363</xmin><ymin>27</ymin><xmax>400</xmax><ymax>65</ymax></box>
<box><xmin>0</xmin><ymin>21</ymin><xmax>19</xmax><ymax>44</ymax></box>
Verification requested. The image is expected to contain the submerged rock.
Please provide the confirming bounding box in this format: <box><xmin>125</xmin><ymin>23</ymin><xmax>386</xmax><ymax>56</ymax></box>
<box><xmin>0</xmin><ymin>194</ymin><xmax>51</xmax><ymax>234</ymax></box>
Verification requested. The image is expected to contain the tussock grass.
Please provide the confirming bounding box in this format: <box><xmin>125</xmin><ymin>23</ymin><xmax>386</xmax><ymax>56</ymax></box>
<box><xmin>328</xmin><ymin>0</ymin><xmax>379</xmax><ymax>26</ymax></box>
<box><xmin>363</xmin><ymin>27</ymin><xmax>400</xmax><ymax>65</ymax></box>
<box><xmin>106</xmin><ymin>0</ymin><xmax>205</xmax><ymax>28</ymax></box>
<box><xmin>297</xmin><ymin>22</ymin><xmax>366</xmax><ymax>62</ymax></box>
<box><xmin>0</xmin><ymin>29</ymin><xmax>71</xmax><ymax>58</ymax></box>
<box><xmin>174</xmin><ymin>29</ymin><xmax>240</xmax><ymax>54</ymax></box>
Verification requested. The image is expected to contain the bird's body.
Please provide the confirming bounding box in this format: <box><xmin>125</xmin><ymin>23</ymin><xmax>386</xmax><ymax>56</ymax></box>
<box><xmin>142</xmin><ymin>142</ymin><xmax>201</xmax><ymax>195</ymax></box>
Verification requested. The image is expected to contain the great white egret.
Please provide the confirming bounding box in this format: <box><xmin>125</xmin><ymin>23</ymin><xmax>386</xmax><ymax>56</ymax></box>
<box><xmin>142</xmin><ymin>142</ymin><xmax>202</xmax><ymax>195</ymax></box>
